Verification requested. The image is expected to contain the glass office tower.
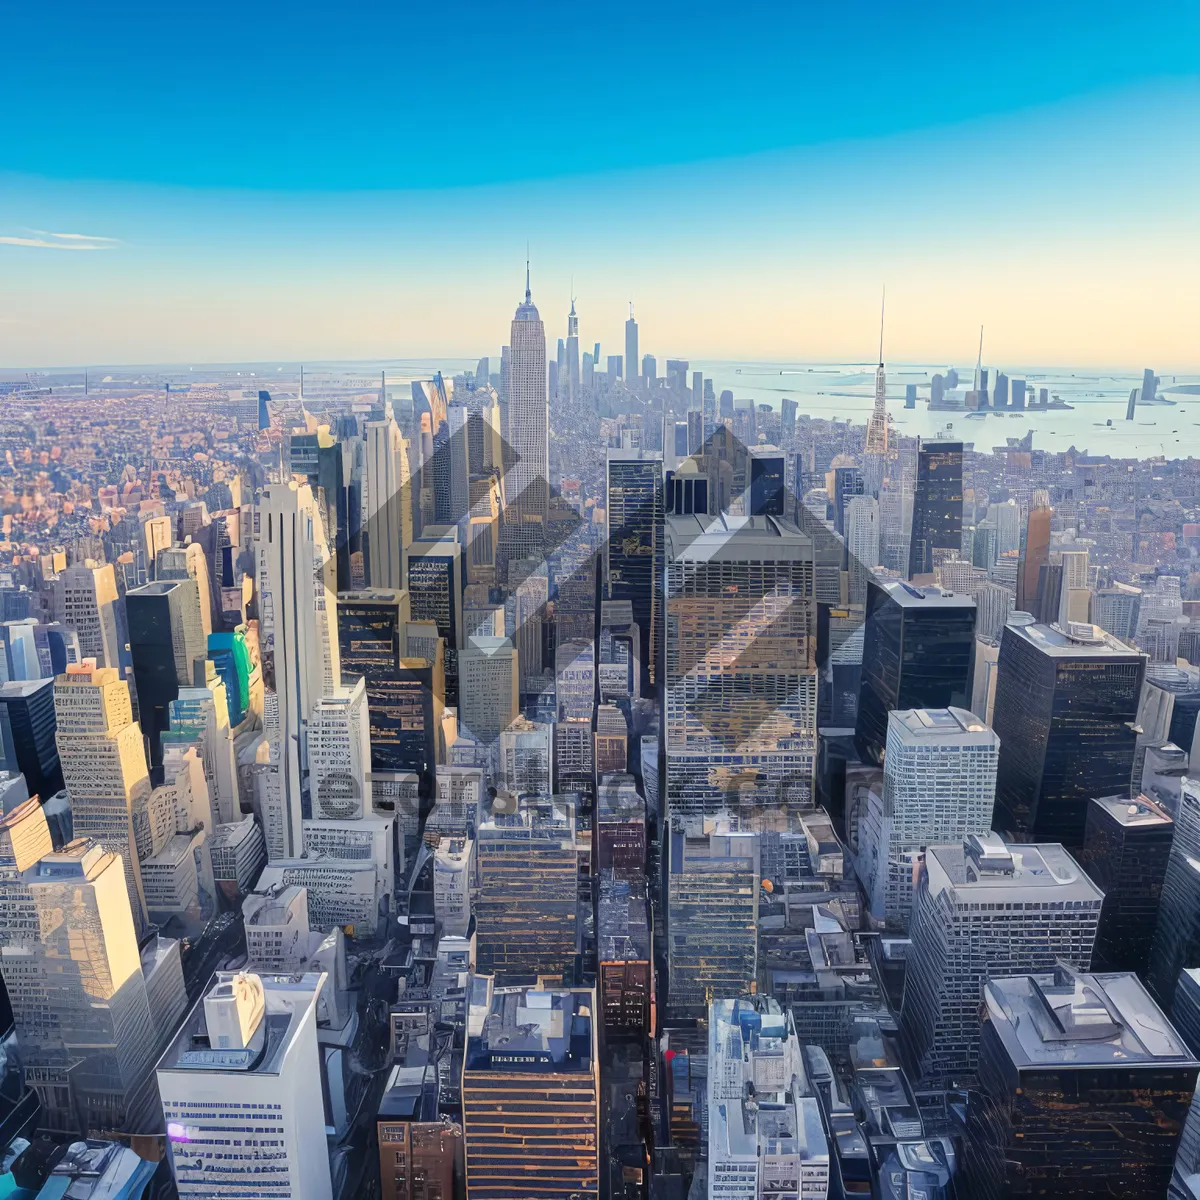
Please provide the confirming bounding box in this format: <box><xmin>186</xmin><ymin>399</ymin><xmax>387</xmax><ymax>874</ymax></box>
<box><xmin>992</xmin><ymin>621</ymin><xmax>1145</xmax><ymax>848</ymax></box>
<box><xmin>854</xmin><ymin>580</ymin><xmax>976</xmax><ymax>766</ymax></box>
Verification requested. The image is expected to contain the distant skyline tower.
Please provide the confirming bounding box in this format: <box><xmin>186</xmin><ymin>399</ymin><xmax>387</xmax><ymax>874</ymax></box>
<box><xmin>864</xmin><ymin>287</ymin><xmax>889</xmax><ymax>455</ymax></box>
<box><xmin>505</xmin><ymin>263</ymin><xmax>549</xmax><ymax>528</ymax></box>
<box><xmin>625</xmin><ymin>302</ymin><xmax>639</xmax><ymax>392</ymax></box>
<box><xmin>566</xmin><ymin>292</ymin><xmax>580</xmax><ymax>404</ymax></box>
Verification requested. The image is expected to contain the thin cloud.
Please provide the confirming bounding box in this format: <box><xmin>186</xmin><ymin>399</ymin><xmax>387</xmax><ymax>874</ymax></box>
<box><xmin>1</xmin><ymin>229</ymin><xmax>120</xmax><ymax>250</ymax></box>
<box><xmin>30</xmin><ymin>229</ymin><xmax>121</xmax><ymax>243</ymax></box>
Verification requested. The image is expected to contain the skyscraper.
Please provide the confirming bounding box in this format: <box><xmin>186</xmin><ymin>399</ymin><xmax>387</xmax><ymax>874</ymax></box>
<box><xmin>1149</xmin><ymin>780</ymin><xmax>1200</xmax><ymax>1009</ymax></box>
<box><xmin>306</xmin><ymin>677</ymin><xmax>371</xmax><ymax>821</ymax></box>
<box><xmin>566</xmin><ymin>295</ymin><xmax>580</xmax><ymax>403</ymax></box>
<box><xmin>864</xmin><ymin>291</ymin><xmax>888</xmax><ymax>455</ymax></box>
<box><xmin>363</xmin><ymin>410</ymin><xmax>413</xmax><ymax>589</ymax></box>
<box><xmin>458</xmin><ymin>635</ymin><xmax>519</xmax><ymax>745</ymax></box>
<box><xmin>405</xmin><ymin>532</ymin><xmax>463</xmax><ymax>707</ymax></box>
<box><xmin>55</xmin><ymin>561</ymin><xmax>121</xmax><ymax>669</ymax></box>
<box><xmin>992</xmin><ymin>621</ymin><xmax>1145</xmax><ymax>848</ymax></box>
<box><xmin>1017</xmin><ymin>497</ymin><xmax>1052</xmax><ymax>614</ymax></box>
<box><xmin>855</xmin><ymin>708</ymin><xmax>998</xmax><ymax>930</ymax></box>
<box><xmin>899</xmin><ymin>833</ymin><xmax>1101</xmax><ymax>1086</ymax></box>
<box><xmin>54</xmin><ymin>661</ymin><xmax>151</xmax><ymax>932</ymax></box>
<box><xmin>462</xmin><ymin>986</ymin><xmax>599</xmax><ymax>1200</ymax></box>
<box><xmin>0</xmin><ymin>677</ymin><xmax>62</xmax><ymax>801</ymax></box>
<box><xmin>625</xmin><ymin>303</ymin><xmax>638</xmax><ymax>393</ymax></box>
<box><xmin>475</xmin><ymin>801</ymin><xmax>579</xmax><ymax>985</ymax></box>
<box><xmin>844</xmin><ymin>494</ymin><xmax>880</xmax><ymax>605</ymax></box>
<box><xmin>665</xmin><ymin>513</ymin><xmax>817</xmax><ymax>824</ymax></box>
<box><xmin>10</xmin><ymin>838</ymin><xmax>160</xmax><ymax>1135</ymax></box>
<box><xmin>854</xmin><ymin>580</ymin><xmax>976</xmax><ymax>766</ymax></box>
<box><xmin>158</xmin><ymin>971</ymin><xmax>333</xmax><ymax>1199</ymax></box>
<box><xmin>667</xmin><ymin>826</ymin><xmax>759</xmax><ymax>1021</ymax></box>
<box><xmin>607</xmin><ymin>450</ymin><xmax>664</xmax><ymax>693</ymax></box>
<box><xmin>126</xmin><ymin>578</ymin><xmax>206</xmax><ymax>772</ymax></box>
<box><xmin>1080</xmin><ymin>793</ymin><xmax>1173</xmax><ymax>977</ymax></box>
<box><xmin>505</xmin><ymin>266</ymin><xmax>549</xmax><ymax>530</ymax></box>
<box><xmin>907</xmin><ymin>438</ymin><xmax>963</xmax><ymax>579</ymax></box>
<box><xmin>257</xmin><ymin>481</ymin><xmax>341</xmax><ymax>859</ymax></box>
<box><xmin>964</xmin><ymin>965</ymin><xmax>1198</xmax><ymax>1199</ymax></box>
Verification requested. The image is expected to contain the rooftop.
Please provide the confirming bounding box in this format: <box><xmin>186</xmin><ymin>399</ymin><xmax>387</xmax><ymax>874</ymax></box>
<box><xmin>465</xmin><ymin>986</ymin><xmax>595</xmax><ymax>1074</ymax></box>
<box><xmin>985</xmin><ymin>965</ymin><xmax>1199</xmax><ymax>1070</ymax></box>
<box><xmin>889</xmin><ymin>706</ymin><xmax>996</xmax><ymax>744</ymax></box>
<box><xmin>872</xmin><ymin>579</ymin><xmax>976</xmax><ymax>609</ymax></box>
<box><xmin>665</xmin><ymin>512</ymin><xmax>813</xmax><ymax>564</ymax></box>
<box><xmin>1006</xmin><ymin>620</ymin><xmax>1143</xmax><ymax>660</ymax></box>
<box><xmin>1091</xmin><ymin>793</ymin><xmax>1173</xmax><ymax>829</ymax></box>
<box><xmin>926</xmin><ymin>834</ymin><xmax>1101</xmax><ymax>904</ymax></box>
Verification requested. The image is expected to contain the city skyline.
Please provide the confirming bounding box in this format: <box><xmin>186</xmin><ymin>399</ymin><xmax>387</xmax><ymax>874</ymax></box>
<box><xmin>1</xmin><ymin>1</ymin><xmax>1198</xmax><ymax>370</ymax></box>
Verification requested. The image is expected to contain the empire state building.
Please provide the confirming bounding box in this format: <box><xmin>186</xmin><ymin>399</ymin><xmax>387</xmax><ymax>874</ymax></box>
<box><xmin>506</xmin><ymin>266</ymin><xmax>549</xmax><ymax>527</ymax></box>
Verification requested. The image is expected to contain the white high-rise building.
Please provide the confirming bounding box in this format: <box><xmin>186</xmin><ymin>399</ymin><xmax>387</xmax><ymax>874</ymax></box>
<box><xmin>855</xmin><ymin>708</ymin><xmax>999</xmax><ymax>929</ymax></box>
<box><xmin>505</xmin><ymin>268</ymin><xmax>549</xmax><ymax>528</ymax></box>
<box><xmin>256</xmin><ymin>481</ymin><xmax>340</xmax><ymax>859</ymax></box>
<box><xmin>566</xmin><ymin>296</ymin><xmax>580</xmax><ymax>404</ymax></box>
<box><xmin>458</xmin><ymin>636</ymin><xmax>519</xmax><ymax>745</ymax></box>
<box><xmin>899</xmin><ymin>833</ymin><xmax>1101</xmax><ymax>1085</ymax></box>
<box><xmin>166</xmin><ymin>661</ymin><xmax>240</xmax><ymax>825</ymax></box>
<box><xmin>307</xmin><ymin>678</ymin><xmax>371</xmax><ymax>821</ymax></box>
<box><xmin>54</xmin><ymin>660</ymin><xmax>151</xmax><ymax>931</ymax></box>
<box><xmin>707</xmin><ymin>996</ymin><xmax>830</xmax><ymax>1200</ymax></box>
<box><xmin>363</xmin><ymin>411</ymin><xmax>413</xmax><ymax>589</ymax></box>
<box><xmin>158</xmin><ymin>971</ymin><xmax>333</xmax><ymax>1199</ymax></box>
<box><xmin>845</xmin><ymin>494</ymin><xmax>880</xmax><ymax>605</ymax></box>
<box><xmin>433</xmin><ymin>835</ymin><xmax>474</xmax><ymax>937</ymax></box>
<box><xmin>7</xmin><ymin>838</ymin><xmax>160</xmax><ymax>1135</ymax></box>
<box><xmin>1057</xmin><ymin>547</ymin><xmax>1091</xmax><ymax>627</ymax></box>
<box><xmin>55</xmin><ymin>561</ymin><xmax>121</xmax><ymax>668</ymax></box>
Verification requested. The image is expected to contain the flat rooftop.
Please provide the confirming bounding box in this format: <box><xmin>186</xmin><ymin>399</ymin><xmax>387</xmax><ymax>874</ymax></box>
<box><xmin>1005</xmin><ymin>620</ymin><xmax>1143</xmax><ymax>659</ymax></box>
<box><xmin>927</xmin><ymin>837</ymin><xmax>1101</xmax><ymax>905</ymax></box>
<box><xmin>464</xmin><ymin>987</ymin><xmax>595</xmax><ymax>1074</ymax></box>
<box><xmin>872</xmin><ymin>580</ymin><xmax>976</xmax><ymax>609</ymax></box>
<box><xmin>985</xmin><ymin>966</ymin><xmax>1199</xmax><ymax>1070</ymax></box>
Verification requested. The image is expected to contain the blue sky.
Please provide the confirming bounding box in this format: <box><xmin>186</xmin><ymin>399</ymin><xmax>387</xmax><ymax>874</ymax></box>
<box><xmin>1</xmin><ymin>1</ymin><xmax>1198</xmax><ymax>367</ymax></box>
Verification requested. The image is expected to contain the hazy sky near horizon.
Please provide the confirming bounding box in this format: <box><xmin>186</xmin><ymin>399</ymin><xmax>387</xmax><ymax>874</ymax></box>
<box><xmin>1</xmin><ymin>1</ymin><xmax>1198</xmax><ymax>370</ymax></box>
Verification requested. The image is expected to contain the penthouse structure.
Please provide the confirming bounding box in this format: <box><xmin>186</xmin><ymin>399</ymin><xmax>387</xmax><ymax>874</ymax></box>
<box><xmin>157</xmin><ymin>971</ymin><xmax>333</xmax><ymax>1199</ymax></box>
<box><xmin>665</xmin><ymin>513</ymin><xmax>817</xmax><ymax>824</ymax></box>
<box><xmin>900</xmin><ymin>833</ymin><xmax>1102</xmax><ymax>1085</ymax></box>
<box><xmin>462</xmin><ymin>986</ymin><xmax>599</xmax><ymax>1200</ymax></box>
<box><xmin>965</xmin><ymin>966</ymin><xmax>1199</xmax><ymax>1199</ymax></box>
<box><xmin>597</xmin><ymin>872</ymin><xmax>652</xmax><ymax>1035</ymax></box>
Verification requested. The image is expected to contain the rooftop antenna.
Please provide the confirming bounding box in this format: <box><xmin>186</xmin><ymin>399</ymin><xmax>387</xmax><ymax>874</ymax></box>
<box><xmin>525</xmin><ymin>243</ymin><xmax>531</xmax><ymax>304</ymax></box>
<box><xmin>629</xmin><ymin>299</ymin><xmax>634</xmax><ymax>320</ymax></box>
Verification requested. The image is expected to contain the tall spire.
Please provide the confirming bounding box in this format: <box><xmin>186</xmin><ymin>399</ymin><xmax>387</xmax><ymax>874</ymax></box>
<box><xmin>865</xmin><ymin>286</ymin><xmax>889</xmax><ymax>457</ymax></box>
<box><xmin>525</xmin><ymin>244</ymin><xmax>531</xmax><ymax>304</ymax></box>
<box><xmin>974</xmin><ymin>324</ymin><xmax>984</xmax><ymax>392</ymax></box>
<box><xmin>878</xmin><ymin>285</ymin><xmax>886</xmax><ymax>367</ymax></box>
<box><xmin>629</xmin><ymin>299</ymin><xmax>634</xmax><ymax>320</ymax></box>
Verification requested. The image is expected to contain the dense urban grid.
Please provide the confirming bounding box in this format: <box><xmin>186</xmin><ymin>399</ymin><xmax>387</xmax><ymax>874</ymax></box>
<box><xmin>2</xmin><ymin>281</ymin><xmax>1200</xmax><ymax>1199</ymax></box>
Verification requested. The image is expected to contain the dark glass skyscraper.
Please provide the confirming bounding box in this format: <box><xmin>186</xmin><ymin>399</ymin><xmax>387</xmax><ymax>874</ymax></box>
<box><xmin>606</xmin><ymin>451</ymin><xmax>664</xmax><ymax>692</ymax></box>
<box><xmin>907</xmin><ymin>438</ymin><xmax>963</xmax><ymax>578</ymax></box>
<box><xmin>125</xmin><ymin>578</ymin><xmax>206</xmax><ymax>772</ymax></box>
<box><xmin>992</xmin><ymin>621</ymin><xmax>1145</xmax><ymax>848</ymax></box>
<box><xmin>337</xmin><ymin>590</ymin><xmax>438</xmax><ymax>786</ymax></box>
<box><xmin>964</xmin><ymin>966</ymin><xmax>1198</xmax><ymax>1200</ymax></box>
<box><xmin>854</xmin><ymin>580</ymin><xmax>976</xmax><ymax>766</ymax></box>
<box><xmin>1080</xmin><ymin>794</ymin><xmax>1173</xmax><ymax>976</ymax></box>
<box><xmin>0</xmin><ymin>678</ymin><xmax>63</xmax><ymax>801</ymax></box>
